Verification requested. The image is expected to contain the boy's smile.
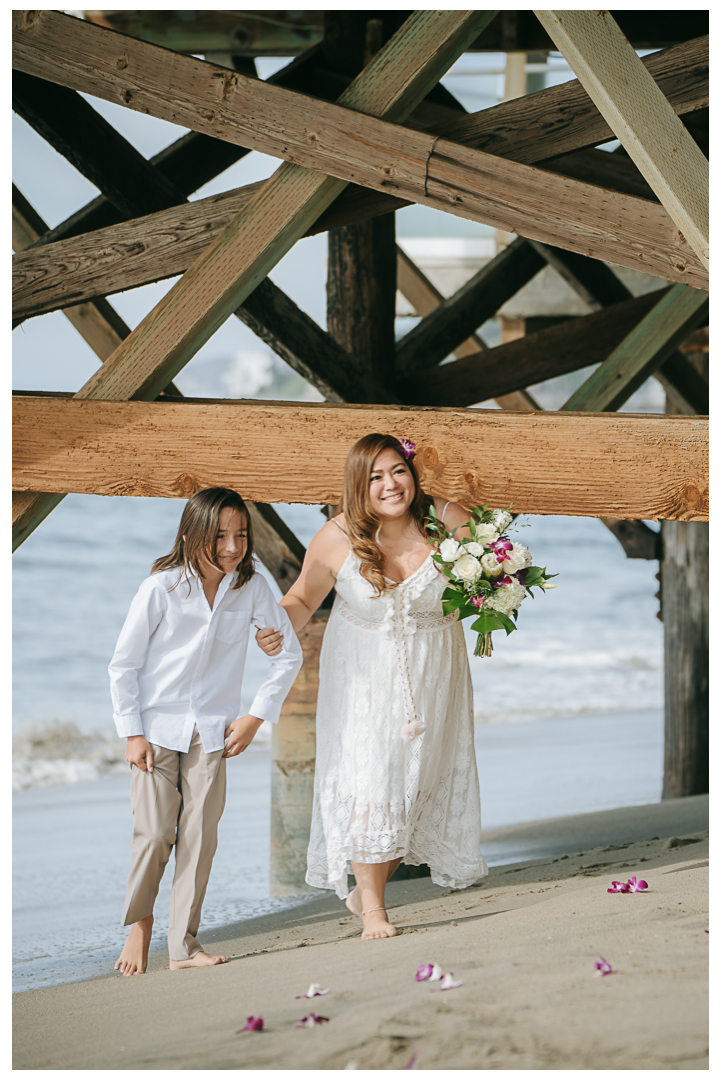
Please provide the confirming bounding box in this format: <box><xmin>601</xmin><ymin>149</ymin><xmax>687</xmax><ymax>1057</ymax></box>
<box><xmin>197</xmin><ymin>508</ymin><xmax>248</xmax><ymax>580</ymax></box>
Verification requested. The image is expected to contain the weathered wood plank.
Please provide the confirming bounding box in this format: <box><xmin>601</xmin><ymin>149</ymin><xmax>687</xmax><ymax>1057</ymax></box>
<box><xmin>561</xmin><ymin>284</ymin><xmax>709</xmax><ymax>413</ymax></box>
<box><xmin>12</xmin><ymin>397</ymin><xmax>708</xmax><ymax>522</ymax></box>
<box><xmin>12</xmin><ymin>13</ymin><xmax>708</xmax><ymax>289</ymax></box>
<box><xmin>541</xmin><ymin>147</ymin><xmax>657</xmax><ymax>202</ymax></box>
<box><xmin>396</xmin><ymin>246</ymin><xmax>489</xmax><ymax>356</ymax></box>
<box><xmin>396</xmin><ymin>238</ymin><xmax>547</xmax><ymax>379</ymax></box>
<box><xmin>535</xmin><ymin>11</ymin><xmax>709</xmax><ymax>268</ymax></box>
<box><xmin>400</xmin><ymin>290</ymin><xmax>666</xmax><ymax>407</ymax></box>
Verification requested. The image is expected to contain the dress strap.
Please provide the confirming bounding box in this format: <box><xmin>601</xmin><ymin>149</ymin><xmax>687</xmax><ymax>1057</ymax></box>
<box><xmin>331</xmin><ymin>517</ymin><xmax>350</xmax><ymax>544</ymax></box>
<box><xmin>441</xmin><ymin>500</ymin><xmax>451</xmax><ymax>524</ymax></box>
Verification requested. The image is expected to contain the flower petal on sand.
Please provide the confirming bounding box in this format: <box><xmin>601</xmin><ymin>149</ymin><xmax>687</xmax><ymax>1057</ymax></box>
<box><xmin>594</xmin><ymin>957</ymin><xmax>614</xmax><ymax>977</ymax></box>
<box><xmin>626</xmin><ymin>876</ymin><xmax>648</xmax><ymax>892</ymax></box>
<box><xmin>432</xmin><ymin>972</ymin><xmax>463</xmax><ymax>991</ymax></box>
<box><xmin>607</xmin><ymin>880</ymin><xmax>630</xmax><ymax>893</ymax></box>
<box><xmin>415</xmin><ymin>963</ymin><xmax>442</xmax><ymax>982</ymax></box>
<box><xmin>237</xmin><ymin>1016</ymin><xmax>264</xmax><ymax>1032</ymax></box>
<box><xmin>295</xmin><ymin>983</ymin><xmax>329</xmax><ymax>998</ymax></box>
<box><xmin>404</xmin><ymin>1052</ymin><xmax>418</xmax><ymax>1069</ymax></box>
<box><xmin>295</xmin><ymin>1013</ymin><xmax>330</xmax><ymax>1028</ymax></box>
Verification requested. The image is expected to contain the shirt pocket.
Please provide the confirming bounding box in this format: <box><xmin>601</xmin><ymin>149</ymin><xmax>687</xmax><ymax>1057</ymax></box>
<box><xmin>215</xmin><ymin>610</ymin><xmax>251</xmax><ymax>644</ymax></box>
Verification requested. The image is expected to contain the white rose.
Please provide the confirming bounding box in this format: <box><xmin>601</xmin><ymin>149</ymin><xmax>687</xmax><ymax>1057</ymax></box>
<box><xmin>487</xmin><ymin>581</ymin><xmax>526</xmax><ymax>616</ymax></box>
<box><xmin>454</xmin><ymin>553</ymin><xmax>483</xmax><ymax>583</ymax></box>
<box><xmin>491</xmin><ymin>510</ymin><xmax>513</xmax><ymax>533</ymax></box>
<box><xmin>465</xmin><ymin>541</ymin><xmax>485</xmax><ymax>557</ymax></box>
<box><xmin>480</xmin><ymin>552</ymin><xmax>503</xmax><ymax>579</ymax></box>
<box><xmin>439</xmin><ymin>538</ymin><xmax>462</xmax><ymax>562</ymax></box>
<box><xmin>474</xmin><ymin>524</ymin><xmax>499</xmax><ymax>545</ymax></box>
<box><xmin>502</xmin><ymin>542</ymin><xmax>532</xmax><ymax>574</ymax></box>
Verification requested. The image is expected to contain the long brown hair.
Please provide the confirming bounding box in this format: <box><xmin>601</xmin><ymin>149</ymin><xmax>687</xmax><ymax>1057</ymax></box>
<box><xmin>152</xmin><ymin>487</ymin><xmax>255</xmax><ymax>591</ymax></box>
<box><xmin>341</xmin><ymin>433</ymin><xmax>433</xmax><ymax>595</ymax></box>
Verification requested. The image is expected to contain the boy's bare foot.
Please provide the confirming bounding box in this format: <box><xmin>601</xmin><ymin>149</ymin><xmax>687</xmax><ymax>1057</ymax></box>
<box><xmin>345</xmin><ymin>887</ymin><xmax>362</xmax><ymax>919</ymax></box>
<box><xmin>169</xmin><ymin>951</ymin><xmax>227</xmax><ymax>970</ymax></box>
<box><xmin>361</xmin><ymin>906</ymin><xmax>398</xmax><ymax>941</ymax></box>
<box><xmin>115</xmin><ymin>915</ymin><xmax>153</xmax><ymax>976</ymax></box>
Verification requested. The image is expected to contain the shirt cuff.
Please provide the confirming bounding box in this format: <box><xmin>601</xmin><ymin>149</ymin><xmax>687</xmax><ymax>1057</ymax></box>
<box><xmin>248</xmin><ymin>696</ymin><xmax>281</xmax><ymax>725</ymax></box>
<box><xmin>113</xmin><ymin>713</ymin><xmax>145</xmax><ymax>738</ymax></box>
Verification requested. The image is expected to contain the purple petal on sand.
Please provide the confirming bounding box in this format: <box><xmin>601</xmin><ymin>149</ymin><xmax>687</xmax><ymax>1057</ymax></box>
<box><xmin>626</xmin><ymin>877</ymin><xmax>648</xmax><ymax>892</ymax></box>
<box><xmin>404</xmin><ymin>1052</ymin><xmax>418</xmax><ymax>1069</ymax></box>
<box><xmin>415</xmin><ymin>963</ymin><xmax>442</xmax><ymax>982</ymax></box>
<box><xmin>432</xmin><ymin>972</ymin><xmax>463</xmax><ymax>991</ymax></box>
<box><xmin>295</xmin><ymin>983</ymin><xmax>329</xmax><ymax>998</ymax></box>
<box><xmin>295</xmin><ymin>1013</ymin><xmax>330</xmax><ymax>1028</ymax></box>
<box><xmin>594</xmin><ymin>957</ymin><xmax>614</xmax><ymax>977</ymax></box>
<box><xmin>607</xmin><ymin>880</ymin><xmax>630</xmax><ymax>893</ymax></box>
<box><xmin>237</xmin><ymin>1016</ymin><xmax>264</xmax><ymax>1032</ymax></box>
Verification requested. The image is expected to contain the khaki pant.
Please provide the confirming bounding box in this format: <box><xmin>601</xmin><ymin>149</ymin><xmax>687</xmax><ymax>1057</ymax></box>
<box><xmin>122</xmin><ymin>729</ymin><xmax>226</xmax><ymax>961</ymax></box>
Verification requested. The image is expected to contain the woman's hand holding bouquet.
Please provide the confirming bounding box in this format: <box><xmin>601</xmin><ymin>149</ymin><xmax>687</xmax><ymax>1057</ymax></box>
<box><xmin>425</xmin><ymin>505</ymin><xmax>557</xmax><ymax>657</ymax></box>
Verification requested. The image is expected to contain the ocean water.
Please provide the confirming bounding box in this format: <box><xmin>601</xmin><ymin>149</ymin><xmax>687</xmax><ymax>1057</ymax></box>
<box><xmin>12</xmin><ymin>496</ymin><xmax>663</xmax><ymax>790</ymax></box>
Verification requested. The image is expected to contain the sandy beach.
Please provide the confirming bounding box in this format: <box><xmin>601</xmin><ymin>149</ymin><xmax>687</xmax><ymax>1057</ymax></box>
<box><xmin>13</xmin><ymin>796</ymin><xmax>708</xmax><ymax>1071</ymax></box>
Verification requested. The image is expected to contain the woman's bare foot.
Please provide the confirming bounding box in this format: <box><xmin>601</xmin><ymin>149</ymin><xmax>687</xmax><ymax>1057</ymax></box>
<box><xmin>169</xmin><ymin>950</ymin><xmax>227</xmax><ymax>970</ymax></box>
<box><xmin>361</xmin><ymin>906</ymin><xmax>398</xmax><ymax>941</ymax></box>
<box><xmin>345</xmin><ymin>887</ymin><xmax>362</xmax><ymax>919</ymax></box>
<box><xmin>115</xmin><ymin>915</ymin><xmax>153</xmax><ymax>976</ymax></box>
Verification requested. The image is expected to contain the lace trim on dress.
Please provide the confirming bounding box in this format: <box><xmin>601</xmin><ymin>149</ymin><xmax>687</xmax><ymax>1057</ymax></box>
<box><xmin>336</xmin><ymin>599</ymin><xmax>456</xmax><ymax>633</ymax></box>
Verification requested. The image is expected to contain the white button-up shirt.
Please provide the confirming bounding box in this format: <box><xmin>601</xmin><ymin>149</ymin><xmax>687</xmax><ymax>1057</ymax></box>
<box><xmin>109</xmin><ymin>567</ymin><xmax>302</xmax><ymax>753</ymax></box>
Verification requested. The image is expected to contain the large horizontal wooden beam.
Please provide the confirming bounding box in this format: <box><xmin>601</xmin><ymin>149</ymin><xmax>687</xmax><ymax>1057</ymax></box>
<box><xmin>12</xmin><ymin>14</ymin><xmax>708</xmax><ymax>289</ymax></box>
<box><xmin>12</xmin><ymin>397</ymin><xmax>708</xmax><ymax>522</ymax></box>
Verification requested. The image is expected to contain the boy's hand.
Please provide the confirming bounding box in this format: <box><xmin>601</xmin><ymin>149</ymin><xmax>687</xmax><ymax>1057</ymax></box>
<box><xmin>126</xmin><ymin>734</ymin><xmax>154</xmax><ymax>772</ymax></box>
<box><xmin>223</xmin><ymin>714</ymin><xmax>264</xmax><ymax>758</ymax></box>
<box><xmin>255</xmin><ymin>625</ymin><xmax>284</xmax><ymax>657</ymax></box>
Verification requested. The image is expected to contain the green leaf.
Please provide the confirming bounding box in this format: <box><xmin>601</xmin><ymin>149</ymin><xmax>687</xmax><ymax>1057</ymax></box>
<box><xmin>470</xmin><ymin>611</ymin><xmax>516</xmax><ymax>636</ymax></box>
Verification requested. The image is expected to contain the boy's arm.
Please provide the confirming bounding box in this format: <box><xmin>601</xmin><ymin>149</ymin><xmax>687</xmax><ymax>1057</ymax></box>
<box><xmin>108</xmin><ymin>578</ymin><xmax>165</xmax><ymax>740</ymax></box>
<box><xmin>246</xmin><ymin>577</ymin><xmax>304</xmax><ymax>725</ymax></box>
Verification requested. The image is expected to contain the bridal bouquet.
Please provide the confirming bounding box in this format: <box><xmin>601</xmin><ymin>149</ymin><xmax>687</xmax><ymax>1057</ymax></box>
<box><xmin>425</xmin><ymin>504</ymin><xmax>557</xmax><ymax>657</ymax></box>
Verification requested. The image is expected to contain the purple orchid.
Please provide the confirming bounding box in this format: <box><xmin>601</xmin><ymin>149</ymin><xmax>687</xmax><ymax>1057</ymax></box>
<box><xmin>431</xmin><ymin>972</ymin><xmax>463</xmax><ymax>991</ymax></box>
<box><xmin>237</xmin><ymin>1016</ymin><xmax>264</xmax><ymax>1032</ymax></box>
<box><xmin>415</xmin><ymin>963</ymin><xmax>442</xmax><ymax>982</ymax></box>
<box><xmin>471</xmin><ymin>595</ymin><xmax>485</xmax><ymax>609</ymax></box>
<box><xmin>515</xmin><ymin>567</ymin><xmax>529</xmax><ymax>585</ymax></box>
<box><xmin>594</xmin><ymin>957</ymin><xmax>614</xmax><ymax>977</ymax></box>
<box><xmin>295</xmin><ymin>983</ymin><xmax>329</xmax><ymax>998</ymax></box>
<box><xmin>404</xmin><ymin>1052</ymin><xmax>418</xmax><ymax>1069</ymax></box>
<box><xmin>626</xmin><ymin>876</ymin><xmax>648</xmax><ymax>892</ymax></box>
<box><xmin>493</xmin><ymin>574</ymin><xmax>514</xmax><ymax>587</ymax></box>
<box><xmin>607</xmin><ymin>880</ymin><xmax>631</xmax><ymax>893</ymax></box>
<box><xmin>399</xmin><ymin>438</ymin><xmax>417</xmax><ymax>462</ymax></box>
<box><xmin>490</xmin><ymin>539</ymin><xmax>513</xmax><ymax>562</ymax></box>
<box><xmin>295</xmin><ymin>1013</ymin><xmax>330</xmax><ymax>1028</ymax></box>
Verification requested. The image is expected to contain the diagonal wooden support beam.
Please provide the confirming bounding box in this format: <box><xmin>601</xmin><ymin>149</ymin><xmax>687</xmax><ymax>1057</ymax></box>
<box><xmin>534</xmin><ymin>10</ymin><xmax>709</xmax><ymax>269</ymax></box>
<box><xmin>395</xmin><ymin>238</ymin><xmax>547</xmax><ymax>380</ymax></box>
<box><xmin>561</xmin><ymin>284</ymin><xmax>709</xmax><ymax>414</ymax></box>
<box><xmin>395</xmin><ymin>246</ymin><xmax>538</xmax><ymax>412</ymax></box>
<box><xmin>12</xmin><ymin>397</ymin><xmax>708</xmax><ymax>522</ymax></box>
<box><xmin>528</xmin><ymin>241</ymin><xmax>709</xmax><ymax>414</ymax></box>
<box><xmin>13</xmin><ymin>9</ymin><xmax>497</xmax><ymax>549</ymax></box>
<box><xmin>401</xmin><ymin>290</ymin><xmax>666</xmax><ymax>407</ymax></box>
<box><xmin>12</xmin><ymin>13</ymin><xmax>707</xmax><ymax>289</ymax></box>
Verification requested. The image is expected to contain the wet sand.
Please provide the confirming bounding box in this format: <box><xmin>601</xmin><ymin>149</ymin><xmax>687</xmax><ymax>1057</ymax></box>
<box><xmin>13</xmin><ymin>797</ymin><xmax>708</xmax><ymax>1070</ymax></box>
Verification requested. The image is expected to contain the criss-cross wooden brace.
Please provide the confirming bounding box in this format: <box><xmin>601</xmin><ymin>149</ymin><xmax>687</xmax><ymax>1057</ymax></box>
<box><xmin>12</xmin><ymin>8</ymin><xmax>499</xmax><ymax>549</ymax></box>
<box><xmin>535</xmin><ymin>10</ymin><xmax>709</xmax><ymax>270</ymax></box>
<box><xmin>12</xmin><ymin>186</ymin><xmax>307</xmax><ymax>584</ymax></box>
<box><xmin>12</xmin><ymin>13</ymin><xmax>707</xmax><ymax>290</ymax></box>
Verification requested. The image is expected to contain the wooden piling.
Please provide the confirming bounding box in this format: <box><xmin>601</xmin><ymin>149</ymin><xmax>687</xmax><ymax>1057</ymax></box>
<box><xmin>269</xmin><ymin>611</ymin><xmax>328</xmax><ymax>896</ymax></box>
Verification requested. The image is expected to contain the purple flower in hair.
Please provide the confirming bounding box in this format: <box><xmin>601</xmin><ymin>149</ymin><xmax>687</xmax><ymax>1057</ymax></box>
<box><xmin>399</xmin><ymin>438</ymin><xmax>417</xmax><ymax>461</ymax></box>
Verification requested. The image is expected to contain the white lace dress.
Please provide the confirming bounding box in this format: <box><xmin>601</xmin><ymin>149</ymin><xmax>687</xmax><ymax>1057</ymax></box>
<box><xmin>306</xmin><ymin>540</ymin><xmax>488</xmax><ymax>898</ymax></box>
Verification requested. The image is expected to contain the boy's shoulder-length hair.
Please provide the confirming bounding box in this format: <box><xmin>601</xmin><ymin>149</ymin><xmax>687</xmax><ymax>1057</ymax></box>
<box><xmin>152</xmin><ymin>487</ymin><xmax>255</xmax><ymax>591</ymax></box>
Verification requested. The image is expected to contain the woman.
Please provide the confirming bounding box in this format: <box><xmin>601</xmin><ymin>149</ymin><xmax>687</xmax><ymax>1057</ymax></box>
<box><xmin>267</xmin><ymin>434</ymin><xmax>487</xmax><ymax>939</ymax></box>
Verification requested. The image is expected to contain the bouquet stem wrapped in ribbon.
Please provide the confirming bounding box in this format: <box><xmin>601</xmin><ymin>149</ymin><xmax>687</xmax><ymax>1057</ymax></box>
<box><xmin>425</xmin><ymin>504</ymin><xmax>557</xmax><ymax>657</ymax></box>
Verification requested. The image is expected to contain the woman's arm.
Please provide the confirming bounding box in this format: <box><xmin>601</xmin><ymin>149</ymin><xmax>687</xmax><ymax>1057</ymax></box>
<box><xmin>279</xmin><ymin>520</ymin><xmax>348</xmax><ymax>632</ymax></box>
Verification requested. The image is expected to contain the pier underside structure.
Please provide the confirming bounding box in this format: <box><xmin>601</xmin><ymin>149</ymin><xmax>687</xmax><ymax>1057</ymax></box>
<box><xmin>12</xmin><ymin>10</ymin><xmax>709</xmax><ymax>889</ymax></box>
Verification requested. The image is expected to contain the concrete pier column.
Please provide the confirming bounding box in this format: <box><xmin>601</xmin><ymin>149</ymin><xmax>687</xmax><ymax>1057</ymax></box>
<box><xmin>269</xmin><ymin>611</ymin><xmax>328</xmax><ymax>896</ymax></box>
